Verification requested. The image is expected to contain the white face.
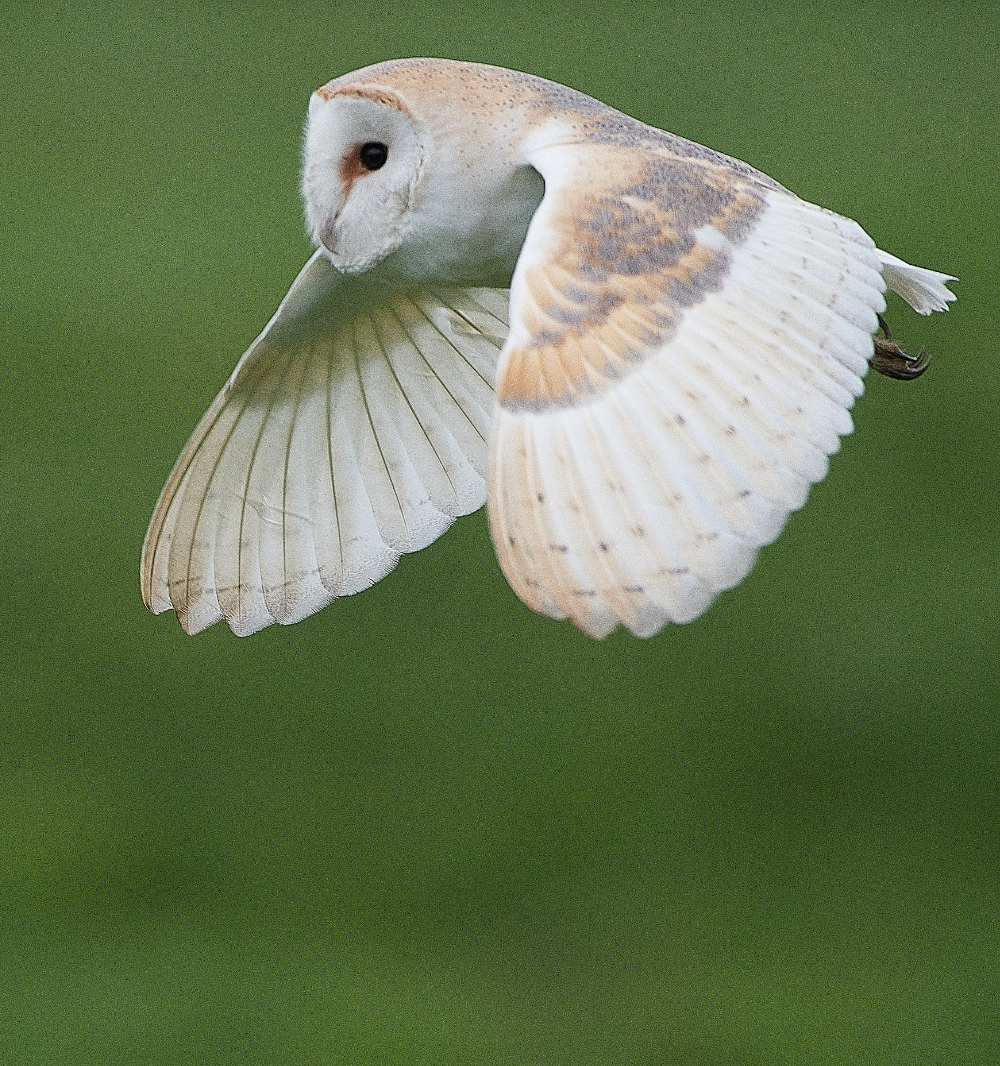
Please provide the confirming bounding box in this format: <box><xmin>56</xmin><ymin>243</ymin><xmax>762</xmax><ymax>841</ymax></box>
<box><xmin>302</xmin><ymin>85</ymin><xmax>546</xmax><ymax>286</ymax></box>
<box><xmin>302</xmin><ymin>92</ymin><xmax>425</xmax><ymax>274</ymax></box>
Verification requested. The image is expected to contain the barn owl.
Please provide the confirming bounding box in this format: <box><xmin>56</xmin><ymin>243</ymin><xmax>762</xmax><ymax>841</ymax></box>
<box><xmin>141</xmin><ymin>58</ymin><xmax>956</xmax><ymax>639</ymax></box>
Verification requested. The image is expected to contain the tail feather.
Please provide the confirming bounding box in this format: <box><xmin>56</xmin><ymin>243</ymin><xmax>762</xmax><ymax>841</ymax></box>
<box><xmin>878</xmin><ymin>249</ymin><xmax>957</xmax><ymax>315</ymax></box>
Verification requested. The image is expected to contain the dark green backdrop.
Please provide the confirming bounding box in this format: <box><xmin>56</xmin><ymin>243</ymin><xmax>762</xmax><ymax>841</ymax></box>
<box><xmin>3</xmin><ymin>2</ymin><xmax>997</xmax><ymax>1063</ymax></box>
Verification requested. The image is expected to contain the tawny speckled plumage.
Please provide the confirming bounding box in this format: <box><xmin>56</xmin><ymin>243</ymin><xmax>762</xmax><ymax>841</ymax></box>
<box><xmin>141</xmin><ymin>58</ymin><xmax>956</xmax><ymax>637</ymax></box>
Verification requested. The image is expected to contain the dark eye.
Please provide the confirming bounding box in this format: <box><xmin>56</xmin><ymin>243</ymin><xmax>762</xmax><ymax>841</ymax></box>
<box><xmin>358</xmin><ymin>141</ymin><xmax>388</xmax><ymax>171</ymax></box>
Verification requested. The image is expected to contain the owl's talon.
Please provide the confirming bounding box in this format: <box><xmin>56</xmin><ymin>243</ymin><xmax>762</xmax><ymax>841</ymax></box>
<box><xmin>870</xmin><ymin>314</ymin><xmax>930</xmax><ymax>380</ymax></box>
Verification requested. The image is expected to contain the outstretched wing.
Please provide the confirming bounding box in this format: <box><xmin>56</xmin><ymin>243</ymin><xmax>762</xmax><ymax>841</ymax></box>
<box><xmin>488</xmin><ymin>138</ymin><xmax>953</xmax><ymax>638</ymax></box>
<box><xmin>142</xmin><ymin>250</ymin><xmax>508</xmax><ymax>635</ymax></box>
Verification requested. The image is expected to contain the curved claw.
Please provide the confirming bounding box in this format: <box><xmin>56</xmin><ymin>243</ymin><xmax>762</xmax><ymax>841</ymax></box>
<box><xmin>870</xmin><ymin>313</ymin><xmax>931</xmax><ymax>380</ymax></box>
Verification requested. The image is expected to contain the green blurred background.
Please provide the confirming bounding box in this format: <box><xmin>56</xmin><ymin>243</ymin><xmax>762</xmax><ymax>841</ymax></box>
<box><xmin>3</xmin><ymin>1</ymin><xmax>997</xmax><ymax>1062</ymax></box>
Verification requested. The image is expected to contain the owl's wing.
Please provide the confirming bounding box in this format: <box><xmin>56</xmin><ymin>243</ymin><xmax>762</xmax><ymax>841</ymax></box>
<box><xmin>489</xmin><ymin>139</ymin><xmax>955</xmax><ymax>638</ymax></box>
<box><xmin>142</xmin><ymin>249</ymin><xmax>508</xmax><ymax>635</ymax></box>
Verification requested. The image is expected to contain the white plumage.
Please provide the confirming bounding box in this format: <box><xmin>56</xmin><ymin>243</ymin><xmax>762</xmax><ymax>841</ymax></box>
<box><xmin>141</xmin><ymin>58</ymin><xmax>956</xmax><ymax>637</ymax></box>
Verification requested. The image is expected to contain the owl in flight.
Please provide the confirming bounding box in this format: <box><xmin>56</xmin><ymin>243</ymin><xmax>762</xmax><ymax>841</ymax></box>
<box><xmin>141</xmin><ymin>58</ymin><xmax>956</xmax><ymax>638</ymax></box>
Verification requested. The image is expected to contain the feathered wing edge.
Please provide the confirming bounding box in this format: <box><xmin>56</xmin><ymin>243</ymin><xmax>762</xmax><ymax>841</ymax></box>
<box><xmin>489</xmin><ymin>182</ymin><xmax>956</xmax><ymax>639</ymax></box>
<box><xmin>141</xmin><ymin>250</ymin><xmax>509</xmax><ymax>635</ymax></box>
